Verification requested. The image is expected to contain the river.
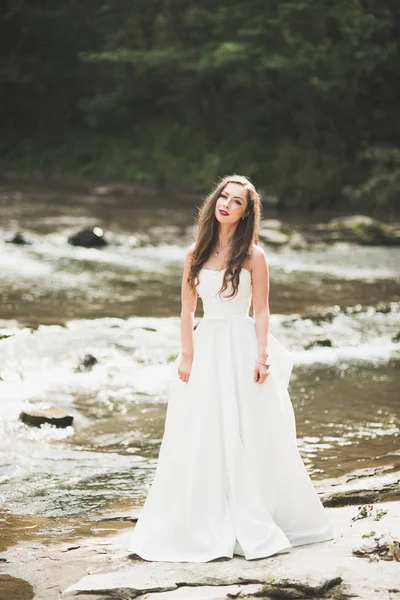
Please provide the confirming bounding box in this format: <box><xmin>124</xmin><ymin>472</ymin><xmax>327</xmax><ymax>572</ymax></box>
<box><xmin>0</xmin><ymin>183</ymin><xmax>399</xmax><ymax>549</ymax></box>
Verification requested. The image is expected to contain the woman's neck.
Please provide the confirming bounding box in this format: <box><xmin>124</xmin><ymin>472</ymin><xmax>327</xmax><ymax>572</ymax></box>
<box><xmin>216</xmin><ymin>225</ymin><xmax>236</xmax><ymax>247</ymax></box>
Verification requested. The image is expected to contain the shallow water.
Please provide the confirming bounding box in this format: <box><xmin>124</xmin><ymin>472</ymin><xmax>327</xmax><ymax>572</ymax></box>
<box><xmin>0</xmin><ymin>184</ymin><xmax>399</xmax><ymax>545</ymax></box>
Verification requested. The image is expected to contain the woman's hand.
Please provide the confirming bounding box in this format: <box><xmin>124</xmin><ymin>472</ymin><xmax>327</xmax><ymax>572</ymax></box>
<box><xmin>254</xmin><ymin>362</ymin><xmax>270</xmax><ymax>384</ymax></box>
<box><xmin>178</xmin><ymin>354</ymin><xmax>193</xmax><ymax>383</ymax></box>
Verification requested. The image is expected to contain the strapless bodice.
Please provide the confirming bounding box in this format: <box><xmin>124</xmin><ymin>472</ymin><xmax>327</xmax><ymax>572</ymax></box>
<box><xmin>195</xmin><ymin>267</ymin><xmax>252</xmax><ymax>319</ymax></box>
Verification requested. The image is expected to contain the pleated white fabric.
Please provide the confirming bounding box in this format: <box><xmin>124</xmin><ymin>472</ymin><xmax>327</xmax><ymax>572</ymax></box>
<box><xmin>121</xmin><ymin>267</ymin><xmax>334</xmax><ymax>562</ymax></box>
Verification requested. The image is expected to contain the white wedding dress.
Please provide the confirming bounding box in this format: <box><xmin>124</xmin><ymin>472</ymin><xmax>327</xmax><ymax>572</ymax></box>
<box><xmin>122</xmin><ymin>266</ymin><xmax>334</xmax><ymax>562</ymax></box>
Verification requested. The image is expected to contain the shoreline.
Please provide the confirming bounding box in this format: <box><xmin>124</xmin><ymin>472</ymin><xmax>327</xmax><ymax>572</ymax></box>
<box><xmin>2</xmin><ymin>175</ymin><xmax>399</xmax><ymax>219</ymax></box>
<box><xmin>1</xmin><ymin>468</ymin><xmax>398</xmax><ymax>599</ymax></box>
<box><xmin>1</xmin><ymin>501</ymin><xmax>398</xmax><ymax>600</ymax></box>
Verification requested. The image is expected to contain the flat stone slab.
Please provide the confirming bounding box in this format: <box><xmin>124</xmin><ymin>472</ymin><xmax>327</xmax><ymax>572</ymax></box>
<box><xmin>63</xmin><ymin>501</ymin><xmax>400</xmax><ymax>600</ymax></box>
<box><xmin>320</xmin><ymin>468</ymin><xmax>400</xmax><ymax>506</ymax></box>
<box><xmin>135</xmin><ymin>583</ymin><xmax>264</xmax><ymax>599</ymax></box>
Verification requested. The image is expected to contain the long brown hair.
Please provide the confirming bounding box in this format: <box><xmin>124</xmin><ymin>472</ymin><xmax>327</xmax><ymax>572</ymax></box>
<box><xmin>188</xmin><ymin>174</ymin><xmax>262</xmax><ymax>298</ymax></box>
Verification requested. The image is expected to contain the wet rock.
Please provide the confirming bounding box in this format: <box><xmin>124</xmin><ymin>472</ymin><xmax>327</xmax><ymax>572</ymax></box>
<box><xmin>7</xmin><ymin>231</ymin><xmax>32</xmax><ymax>245</ymax></box>
<box><xmin>68</xmin><ymin>227</ymin><xmax>107</xmax><ymax>247</ymax></box>
<box><xmin>302</xmin><ymin>311</ymin><xmax>338</xmax><ymax>324</ymax></box>
<box><xmin>260</xmin><ymin>219</ymin><xmax>283</xmax><ymax>230</ymax></box>
<box><xmin>0</xmin><ymin>333</ymin><xmax>13</xmax><ymax>340</ymax></box>
<box><xmin>323</xmin><ymin>490</ymin><xmax>386</xmax><ymax>508</ymax></box>
<box><xmin>19</xmin><ymin>406</ymin><xmax>73</xmax><ymax>428</ymax></box>
<box><xmin>258</xmin><ymin>220</ymin><xmax>307</xmax><ymax>248</ymax></box>
<box><xmin>74</xmin><ymin>354</ymin><xmax>98</xmax><ymax>372</ymax></box>
<box><xmin>60</xmin><ymin>545</ymin><xmax>81</xmax><ymax>552</ymax></box>
<box><xmin>288</xmin><ymin>231</ymin><xmax>308</xmax><ymax>249</ymax></box>
<box><xmin>256</xmin><ymin>575</ymin><xmax>345</xmax><ymax>599</ymax></box>
<box><xmin>259</xmin><ymin>228</ymin><xmax>290</xmax><ymax>246</ymax></box>
<box><xmin>317</xmin><ymin>215</ymin><xmax>400</xmax><ymax>245</ymax></box>
<box><xmin>320</xmin><ymin>469</ymin><xmax>400</xmax><ymax>507</ymax></box>
<box><xmin>392</xmin><ymin>331</ymin><xmax>400</xmax><ymax>342</ymax></box>
<box><xmin>305</xmin><ymin>339</ymin><xmax>333</xmax><ymax>350</ymax></box>
<box><xmin>375</xmin><ymin>301</ymin><xmax>398</xmax><ymax>314</ymax></box>
<box><xmin>97</xmin><ymin>515</ymin><xmax>138</xmax><ymax>523</ymax></box>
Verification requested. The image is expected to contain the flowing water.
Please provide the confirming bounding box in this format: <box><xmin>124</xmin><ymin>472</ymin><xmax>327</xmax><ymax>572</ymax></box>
<box><xmin>0</xmin><ymin>184</ymin><xmax>399</xmax><ymax>547</ymax></box>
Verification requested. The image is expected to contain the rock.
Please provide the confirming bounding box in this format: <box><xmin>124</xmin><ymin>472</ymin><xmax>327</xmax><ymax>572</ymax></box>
<box><xmin>326</xmin><ymin>215</ymin><xmax>376</xmax><ymax>230</ymax></box>
<box><xmin>259</xmin><ymin>219</ymin><xmax>283</xmax><ymax>230</ymax></box>
<box><xmin>305</xmin><ymin>339</ymin><xmax>333</xmax><ymax>350</ymax></box>
<box><xmin>258</xmin><ymin>220</ymin><xmax>304</xmax><ymax>247</ymax></box>
<box><xmin>318</xmin><ymin>215</ymin><xmax>400</xmax><ymax>245</ymax></box>
<box><xmin>60</xmin><ymin>545</ymin><xmax>81</xmax><ymax>553</ymax></box>
<box><xmin>63</xmin><ymin>501</ymin><xmax>400</xmax><ymax>599</ymax></box>
<box><xmin>322</xmin><ymin>489</ymin><xmax>387</xmax><ymax>508</ymax></box>
<box><xmin>392</xmin><ymin>331</ymin><xmax>400</xmax><ymax>342</ymax></box>
<box><xmin>97</xmin><ymin>515</ymin><xmax>138</xmax><ymax>523</ymax></box>
<box><xmin>320</xmin><ymin>469</ymin><xmax>400</xmax><ymax>507</ymax></box>
<box><xmin>259</xmin><ymin>228</ymin><xmax>290</xmax><ymax>246</ymax></box>
<box><xmin>74</xmin><ymin>354</ymin><xmax>98</xmax><ymax>372</ymax></box>
<box><xmin>135</xmin><ymin>583</ymin><xmax>265</xmax><ymax>599</ymax></box>
<box><xmin>68</xmin><ymin>228</ymin><xmax>107</xmax><ymax>247</ymax></box>
<box><xmin>288</xmin><ymin>231</ymin><xmax>308</xmax><ymax>249</ymax></box>
<box><xmin>301</xmin><ymin>311</ymin><xmax>338</xmax><ymax>324</ymax></box>
<box><xmin>256</xmin><ymin>576</ymin><xmax>345</xmax><ymax>599</ymax></box>
<box><xmin>7</xmin><ymin>232</ymin><xmax>32</xmax><ymax>245</ymax></box>
<box><xmin>19</xmin><ymin>406</ymin><xmax>73</xmax><ymax>428</ymax></box>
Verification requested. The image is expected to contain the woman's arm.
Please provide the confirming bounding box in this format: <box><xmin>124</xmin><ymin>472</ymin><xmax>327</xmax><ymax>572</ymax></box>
<box><xmin>250</xmin><ymin>245</ymin><xmax>270</xmax><ymax>362</ymax></box>
<box><xmin>178</xmin><ymin>244</ymin><xmax>198</xmax><ymax>382</ymax></box>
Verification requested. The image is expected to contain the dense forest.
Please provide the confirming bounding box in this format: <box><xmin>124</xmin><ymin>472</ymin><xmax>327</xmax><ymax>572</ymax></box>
<box><xmin>1</xmin><ymin>0</ymin><xmax>400</xmax><ymax>211</ymax></box>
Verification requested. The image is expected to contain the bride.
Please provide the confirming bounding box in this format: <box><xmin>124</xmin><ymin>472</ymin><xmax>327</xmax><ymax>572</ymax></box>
<box><xmin>121</xmin><ymin>174</ymin><xmax>334</xmax><ymax>562</ymax></box>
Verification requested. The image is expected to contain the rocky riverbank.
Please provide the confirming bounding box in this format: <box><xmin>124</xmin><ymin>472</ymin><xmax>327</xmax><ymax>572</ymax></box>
<box><xmin>1</xmin><ymin>468</ymin><xmax>398</xmax><ymax>600</ymax></box>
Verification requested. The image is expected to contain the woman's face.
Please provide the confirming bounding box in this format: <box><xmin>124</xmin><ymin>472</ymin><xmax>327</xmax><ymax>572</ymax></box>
<box><xmin>214</xmin><ymin>182</ymin><xmax>248</xmax><ymax>225</ymax></box>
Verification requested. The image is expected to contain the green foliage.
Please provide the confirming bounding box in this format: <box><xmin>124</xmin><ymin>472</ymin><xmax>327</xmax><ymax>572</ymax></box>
<box><xmin>0</xmin><ymin>0</ymin><xmax>400</xmax><ymax>212</ymax></box>
<box><xmin>344</xmin><ymin>147</ymin><xmax>400</xmax><ymax>210</ymax></box>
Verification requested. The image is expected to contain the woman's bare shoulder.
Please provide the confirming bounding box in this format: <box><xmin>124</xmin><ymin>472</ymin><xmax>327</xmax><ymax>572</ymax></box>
<box><xmin>183</xmin><ymin>242</ymin><xmax>197</xmax><ymax>271</ymax></box>
<box><xmin>249</xmin><ymin>244</ymin><xmax>266</xmax><ymax>259</ymax></box>
<box><xmin>246</xmin><ymin>244</ymin><xmax>267</xmax><ymax>271</ymax></box>
<box><xmin>183</xmin><ymin>242</ymin><xmax>196</xmax><ymax>260</ymax></box>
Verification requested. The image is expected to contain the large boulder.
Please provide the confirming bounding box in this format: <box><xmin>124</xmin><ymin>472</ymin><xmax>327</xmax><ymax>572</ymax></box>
<box><xmin>259</xmin><ymin>228</ymin><xmax>290</xmax><ymax>245</ymax></box>
<box><xmin>258</xmin><ymin>219</ymin><xmax>309</xmax><ymax>248</ymax></box>
<box><xmin>68</xmin><ymin>227</ymin><xmax>107</xmax><ymax>247</ymax></box>
<box><xmin>318</xmin><ymin>215</ymin><xmax>400</xmax><ymax>245</ymax></box>
<box><xmin>259</xmin><ymin>220</ymin><xmax>290</xmax><ymax>246</ymax></box>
